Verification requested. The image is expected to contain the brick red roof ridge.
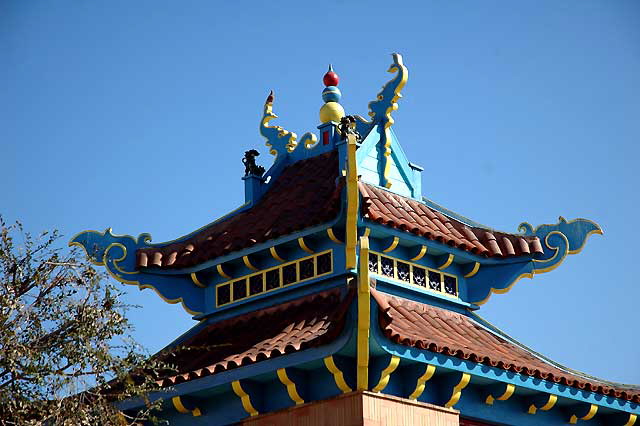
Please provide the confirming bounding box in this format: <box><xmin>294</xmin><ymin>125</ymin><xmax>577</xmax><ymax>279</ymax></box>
<box><xmin>137</xmin><ymin>151</ymin><xmax>342</xmax><ymax>269</ymax></box>
<box><xmin>371</xmin><ymin>289</ymin><xmax>640</xmax><ymax>403</ymax></box>
<box><xmin>157</xmin><ymin>287</ymin><xmax>353</xmax><ymax>387</ymax></box>
<box><xmin>360</xmin><ymin>182</ymin><xmax>544</xmax><ymax>258</ymax></box>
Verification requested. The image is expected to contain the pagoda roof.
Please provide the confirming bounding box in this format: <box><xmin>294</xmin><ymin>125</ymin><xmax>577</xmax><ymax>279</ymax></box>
<box><xmin>135</xmin><ymin>154</ymin><xmax>546</xmax><ymax>271</ymax></box>
<box><xmin>371</xmin><ymin>288</ymin><xmax>640</xmax><ymax>403</ymax></box>
<box><xmin>156</xmin><ymin>288</ymin><xmax>350</xmax><ymax>387</ymax></box>
<box><xmin>360</xmin><ymin>183</ymin><xmax>544</xmax><ymax>258</ymax></box>
<box><xmin>137</xmin><ymin>151</ymin><xmax>342</xmax><ymax>269</ymax></box>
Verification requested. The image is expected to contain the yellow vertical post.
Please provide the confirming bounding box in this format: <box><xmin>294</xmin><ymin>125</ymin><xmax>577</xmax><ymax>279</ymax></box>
<box><xmin>357</xmin><ymin>235</ymin><xmax>370</xmax><ymax>390</ymax></box>
<box><xmin>345</xmin><ymin>133</ymin><xmax>359</xmax><ymax>270</ymax></box>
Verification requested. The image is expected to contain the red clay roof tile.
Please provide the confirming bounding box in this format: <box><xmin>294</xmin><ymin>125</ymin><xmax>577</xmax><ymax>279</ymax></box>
<box><xmin>360</xmin><ymin>183</ymin><xmax>543</xmax><ymax>258</ymax></box>
<box><xmin>137</xmin><ymin>152</ymin><xmax>342</xmax><ymax>269</ymax></box>
<box><xmin>372</xmin><ymin>289</ymin><xmax>640</xmax><ymax>403</ymax></box>
<box><xmin>157</xmin><ymin>288</ymin><xmax>351</xmax><ymax>387</ymax></box>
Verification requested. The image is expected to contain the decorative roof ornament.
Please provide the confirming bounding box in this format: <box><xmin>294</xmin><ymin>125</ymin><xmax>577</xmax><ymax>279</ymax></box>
<box><xmin>259</xmin><ymin>90</ymin><xmax>317</xmax><ymax>158</ymax></box>
<box><xmin>319</xmin><ymin>65</ymin><xmax>346</xmax><ymax>124</ymax></box>
<box><xmin>242</xmin><ymin>149</ymin><xmax>265</xmax><ymax>177</ymax></box>
<box><xmin>368</xmin><ymin>53</ymin><xmax>408</xmax><ymax>128</ymax></box>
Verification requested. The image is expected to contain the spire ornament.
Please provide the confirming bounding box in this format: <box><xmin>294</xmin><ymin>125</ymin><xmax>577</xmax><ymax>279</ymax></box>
<box><xmin>367</xmin><ymin>53</ymin><xmax>409</xmax><ymax>189</ymax></box>
<box><xmin>319</xmin><ymin>65</ymin><xmax>346</xmax><ymax>123</ymax></box>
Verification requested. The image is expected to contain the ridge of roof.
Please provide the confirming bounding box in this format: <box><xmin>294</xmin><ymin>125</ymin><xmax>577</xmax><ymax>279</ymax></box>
<box><xmin>421</xmin><ymin>196</ymin><xmax>494</xmax><ymax>230</ymax></box>
<box><xmin>371</xmin><ymin>289</ymin><xmax>640</xmax><ymax>403</ymax></box>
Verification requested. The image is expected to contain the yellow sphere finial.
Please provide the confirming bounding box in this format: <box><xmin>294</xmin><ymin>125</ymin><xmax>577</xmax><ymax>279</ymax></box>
<box><xmin>320</xmin><ymin>65</ymin><xmax>345</xmax><ymax>123</ymax></box>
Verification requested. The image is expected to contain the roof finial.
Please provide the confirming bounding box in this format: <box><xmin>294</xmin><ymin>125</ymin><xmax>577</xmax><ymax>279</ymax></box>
<box><xmin>320</xmin><ymin>64</ymin><xmax>345</xmax><ymax>123</ymax></box>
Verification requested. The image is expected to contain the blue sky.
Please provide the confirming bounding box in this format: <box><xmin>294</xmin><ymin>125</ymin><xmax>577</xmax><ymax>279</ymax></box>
<box><xmin>2</xmin><ymin>1</ymin><xmax>639</xmax><ymax>384</ymax></box>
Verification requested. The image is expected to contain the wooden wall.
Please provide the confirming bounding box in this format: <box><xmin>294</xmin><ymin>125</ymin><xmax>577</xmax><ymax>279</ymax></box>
<box><xmin>241</xmin><ymin>391</ymin><xmax>459</xmax><ymax>426</ymax></box>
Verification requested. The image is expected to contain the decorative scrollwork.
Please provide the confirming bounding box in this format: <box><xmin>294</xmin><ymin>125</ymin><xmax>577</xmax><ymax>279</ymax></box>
<box><xmin>259</xmin><ymin>90</ymin><xmax>317</xmax><ymax>158</ymax></box>
<box><xmin>468</xmin><ymin>217</ymin><xmax>602</xmax><ymax>305</ymax></box>
<box><xmin>69</xmin><ymin>229</ymin><xmax>204</xmax><ymax>315</ymax></box>
<box><xmin>367</xmin><ymin>53</ymin><xmax>408</xmax><ymax>128</ymax></box>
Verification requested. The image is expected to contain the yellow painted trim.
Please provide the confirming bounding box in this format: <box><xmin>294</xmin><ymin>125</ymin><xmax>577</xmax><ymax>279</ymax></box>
<box><xmin>345</xmin><ymin>133</ymin><xmax>359</xmax><ymax>270</ymax></box>
<box><xmin>444</xmin><ymin>373</ymin><xmax>471</xmax><ymax>408</ymax></box>
<box><xmin>357</xmin><ymin>236</ymin><xmax>371</xmax><ymax>391</ymax></box>
<box><xmin>476</xmin><ymin>271</ymin><xmax>534</xmax><ymax>306</ymax></box>
<box><xmin>190</xmin><ymin>272</ymin><xmax>206</xmax><ymax>288</ymax></box>
<box><xmin>437</xmin><ymin>253</ymin><xmax>454</xmax><ymax>270</ymax></box>
<box><xmin>362</xmin><ymin>227</ymin><xmax>371</xmax><ymax>238</ymax></box>
<box><xmin>485</xmin><ymin>383</ymin><xmax>515</xmax><ymax>405</ymax></box>
<box><xmin>382</xmin><ymin>127</ymin><xmax>393</xmax><ymax>188</ymax></box>
<box><xmin>569</xmin><ymin>404</ymin><xmax>598</xmax><ymax>424</ymax></box>
<box><xmin>327</xmin><ymin>228</ymin><xmax>343</xmax><ymax>244</ymax></box>
<box><xmin>323</xmin><ymin>356</ymin><xmax>352</xmax><ymax>393</ymax></box>
<box><xmin>382</xmin><ymin>236</ymin><xmax>399</xmax><ymax>253</ymax></box>
<box><xmin>269</xmin><ymin>246</ymin><xmax>285</xmax><ymax>262</ymax></box>
<box><xmin>277</xmin><ymin>368</ymin><xmax>304</xmax><ymax>405</ymax></box>
<box><xmin>464</xmin><ymin>262</ymin><xmax>481</xmax><ymax>278</ymax></box>
<box><xmin>624</xmin><ymin>414</ymin><xmax>638</xmax><ymax>426</ymax></box>
<box><xmin>410</xmin><ymin>245</ymin><xmax>427</xmax><ymax>261</ymax></box>
<box><xmin>297</xmin><ymin>237</ymin><xmax>314</xmax><ymax>254</ymax></box>
<box><xmin>216</xmin><ymin>250</ymin><xmax>333</xmax><ymax>307</ymax></box>
<box><xmin>231</xmin><ymin>380</ymin><xmax>258</xmax><ymax>417</ymax></box>
<box><xmin>216</xmin><ymin>264</ymin><xmax>231</xmax><ymax>279</ymax></box>
<box><xmin>408</xmin><ymin>364</ymin><xmax>436</xmax><ymax>400</ymax></box>
<box><xmin>371</xmin><ymin>355</ymin><xmax>400</xmax><ymax>392</ymax></box>
<box><xmin>242</xmin><ymin>255</ymin><xmax>258</xmax><ymax>271</ymax></box>
<box><xmin>569</xmin><ymin>227</ymin><xmax>604</xmax><ymax>254</ymax></box>
<box><xmin>528</xmin><ymin>394</ymin><xmax>557</xmax><ymax>414</ymax></box>
<box><xmin>171</xmin><ymin>396</ymin><xmax>201</xmax><ymax>417</ymax></box>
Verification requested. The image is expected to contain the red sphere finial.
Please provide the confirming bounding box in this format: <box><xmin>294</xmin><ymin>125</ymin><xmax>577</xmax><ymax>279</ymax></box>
<box><xmin>323</xmin><ymin>64</ymin><xmax>339</xmax><ymax>87</ymax></box>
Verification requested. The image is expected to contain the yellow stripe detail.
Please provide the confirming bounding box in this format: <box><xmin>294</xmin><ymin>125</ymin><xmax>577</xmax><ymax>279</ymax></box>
<box><xmin>171</xmin><ymin>396</ymin><xmax>201</xmax><ymax>417</ymax></box>
<box><xmin>444</xmin><ymin>373</ymin><xmax>471</xmax><ymax>408</ymax></box>
<box><xmin>357</xmin><ymin>236</ymin><xmax>371</xmax><ymax>390</ymax></box>
<box><xmin>362</xmin><ymin>227</ymin><xmax>371</xmax><ymax>237</ymax></box>
<box><xmin>242</xmin><ymin>255</ymin><xmax>258</xmax><ymax>271</ymax></box>
<box><xmin>624</xmin><ymin>414</ymin><xmax>637</xmax><ymax>426</ymax></box>
<box><xmin>270</xmin><ymin>246</ymin><xmax>285</xmax><ymax>262</ymax></box>
<box><xmin>408</xmin><ymin>364</ymin><xmax>436</xmax><ymax>400</ymax></box>
<box><xmin>382</xmin><ymin>236</ymin><xmax>399</xmax><ymax>253</ymax></box>
<box><xmin>372</xmin><ymin>356</ymin><xmax>400</xmax><ymax>392</ymax></box>
<box><xmin>345</xmin><ymin>133</ymin><xmax>359</xmax><ymax>270</ymax></box>
<box><xmin>327</xmin><ymin>228</ymin><xmax>342</xmax><ymax>244</ymax></box>
<box><xmin>190</xmin><ymin>272</ymin><xmax>206</xmax><ymax>288</ymax></box>
<box><xmin>437</xmin><ymin>254</ymin><xmax>454</xmax><ymax>270</ymax></box>
<box><xmin>464</xmin><ymin>262</ymin><xmax>481</xmax><ymax>278</ymax></box>
<box><xmin>277</xmin><ymin>368</ymin><xmax>304</xmax><ymax>405</ymax></box>
<box><xmin>569</xmin><ymin>404</ymin><xmax>598</xmax><ymax>424</ymax></box>
<box><xmin>231</xmin><ymin>380</ymin><xmax>258</xmax><ymax>417</ymax></box>
<box><xmin>528</xmin><ymin>394</ymin><xmax>557</xmax><ymax>414</ymax></box>
<box><xmin>324</xmin><ymin>356</ymin><xmax>352</xmax><ymax>393</ymax></box>
<box><xmin>410</xmin><ymin>245</ymin><xmax>427</xmax><ymax>261</ymax></box>
<box><xmin>297</xmin><ymin>237</ymin><xmax>314</xmax><ymax>254</ymax></box>
<box><xmin>216</xmin><ymin>264</ymin><xmax>231</xmax><ymax>279</ymax></box>
<box><xmin>485</xmin><ymin>383</ymin><xmax>515</xmax><ymax>405</ymax></box>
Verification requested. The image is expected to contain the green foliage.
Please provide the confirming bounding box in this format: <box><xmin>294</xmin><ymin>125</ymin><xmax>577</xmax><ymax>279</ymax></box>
<box><xmin>0</xmin><ymin>218</ymin><xmax>170</xmax><ymax>425</ymax></box>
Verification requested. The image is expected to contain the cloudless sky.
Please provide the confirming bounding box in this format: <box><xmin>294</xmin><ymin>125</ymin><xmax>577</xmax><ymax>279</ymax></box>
<box><xmin>2</xmin><ymin>1</ymin><xmax>639</xmax><ymax>384</ymax></box>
